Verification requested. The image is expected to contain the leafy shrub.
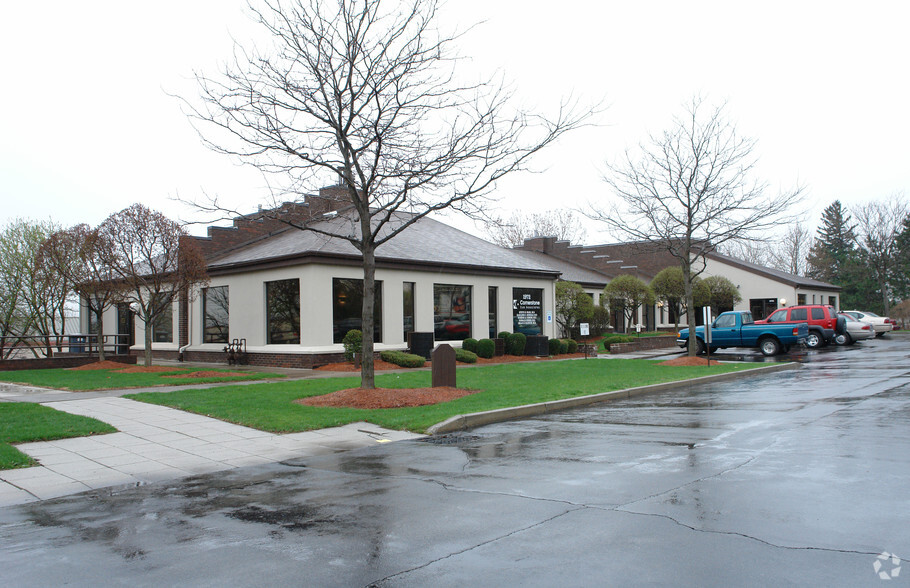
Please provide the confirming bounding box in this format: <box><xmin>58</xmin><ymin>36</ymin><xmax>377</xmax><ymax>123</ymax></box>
<box><xmin>379</xmin><ymin>350</ymin><xmax>426</xmax><ymax>368</ymax></box>
<box><xmin>548</xmin><ymin>338</ymin><xmax>562</xmax><ymax>356</ymax></box>
<box><xmin>509</xmin><ymin>332</ymin><xmax>527</xmax><ymax>356</ymax></box>
<box><xmin>462</xmin><ymin>338</ymin><xmax>478</xmax><ymax>353</ymax></box>
<box><xmin>497</xmin><ymin>331</ymin><xmax>513</xmax><ymax>351</ymax></box>
<box><xmin>559</xmin><ymin>340</ymin><xmax>569</xmax><ymax>354</ymax></box>
<box><xmin>455</xmin><ymin>348</ymin><xmax>478</xmax><ymax>363</ymax></box>
<box><xmin>342</xmin><ymin>329</ymin><xmax>362</xmax><ymax>362</ymax></box>
<box><xmin>476</xmin><ymin>338</ymin><xmax>495</xmax><ymax>359</ymax></box>
<box><xmin>565</xmin><ymin>339</ymin><xmax>578</xmax><ymax>353</ymax></box>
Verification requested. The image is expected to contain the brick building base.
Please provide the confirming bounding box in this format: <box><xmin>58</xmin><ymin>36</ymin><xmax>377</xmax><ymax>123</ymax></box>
<box><xmin>0</xmin><ymin>355</ymin><xmax>137</xmax><ymax>372</ymax></box>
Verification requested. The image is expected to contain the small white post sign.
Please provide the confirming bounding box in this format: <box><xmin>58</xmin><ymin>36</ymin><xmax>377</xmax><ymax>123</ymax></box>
<box><xmin>580</xmin><ymin>323</ymin><xmax>590</xmax><ymax>336</ymax></box>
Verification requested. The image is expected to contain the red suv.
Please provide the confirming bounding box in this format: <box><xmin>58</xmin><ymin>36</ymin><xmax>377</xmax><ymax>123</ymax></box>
<box><xmin>759</xmin><ymin>304</ymin><xmax>846</xmax><ymax>349</ymax></box>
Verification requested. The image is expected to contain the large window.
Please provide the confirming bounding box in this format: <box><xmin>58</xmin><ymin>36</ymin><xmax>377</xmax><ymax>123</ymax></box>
<box><xmin>151</xmin><ymin>295</ymin><xmax>173</xmax><ymax>343</ymax></box>
<box><xmin>512</xmin><ymin>287</ymin><xmax>543</xmax><ymax>335</ymax></box>
<box><xmin>332</xmin><ymin>278</ymin><xmax>382</xmax><ymax>344</ymax></box>
<box><xmin>434</xmin><ymin>284</ymin><xmax>471</xmax><ymax>341</ymax></box>
<box><xmin>203</xmin><ymin>286</ymin><xmax>230</xmax><ymax>344</ymax></box>
<box><xmin>403</xmin><ymin>282</ymin><xmax>415</xmax><ymax>341</ymax></box>
<box><xmin>488</xmin><ymin>286</ymin><xmax>498</xmax><ymax>338</ymax></box>
<box><xmin>266</xmin><ymin>279</ymin><xmax>300</xmax><ymax>344</ymax></box>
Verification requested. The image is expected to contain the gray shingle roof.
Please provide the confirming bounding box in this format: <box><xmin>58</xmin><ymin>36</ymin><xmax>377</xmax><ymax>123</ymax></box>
<box><xmin>208</xmin><ymin>211</ymin><xmax>561</xmax><ymax>277</ymax></box>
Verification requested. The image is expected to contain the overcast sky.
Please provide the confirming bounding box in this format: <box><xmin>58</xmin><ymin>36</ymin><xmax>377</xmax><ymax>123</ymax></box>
<box><xmin>2</xmin><ymin>1</ymin><xmax>908</xmax><ymax>244</ymax></box>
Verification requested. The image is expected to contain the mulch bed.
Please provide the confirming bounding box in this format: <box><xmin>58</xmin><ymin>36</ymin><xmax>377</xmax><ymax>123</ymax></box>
<box><xmin>296</xmin><ymin>386</ymin><xmax>479</xmax><ymax>409</ymax></box>
<box><xmin>67</xmin><ymin>362</ymin><xmax>249</xmax><ymax>377</ymax></box>
<box><xmin>69</xmin><ymin>360</ymin><xmax>134</xmax><ymax>371</ymax></box>
<box><xmin>659</xmin><ymin>356</ymin><xmax>722</xmax><ymax>366</ymax></box>
<box><xmin>314</xmin><ymin>352</ymin><xmax>591</xmax><ymax>372</ymax></box>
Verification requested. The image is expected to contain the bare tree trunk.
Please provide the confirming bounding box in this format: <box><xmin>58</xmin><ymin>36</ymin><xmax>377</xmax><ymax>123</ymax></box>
<box><xmin>683</xmin><ymin>263</ymin><xmax>697</xmax><ymax>357</ymax></box>
<box><xmin>143</xmin><ymin>317</ymin><xmax>153</xmax><ymax>366</ymax></box>
<box><xmin>97</xmin><ymin>311</ymin><xmax>106</xmax><ymax>361</ymax></box>
<box><xmin>360</xmin><ymin>243</ymin><xmax>376</xmax><ymax>389</ymax></box>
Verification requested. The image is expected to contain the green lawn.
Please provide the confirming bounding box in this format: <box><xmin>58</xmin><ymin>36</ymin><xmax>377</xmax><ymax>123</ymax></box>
<box><xmin>0</xmin><ymin>403</ymin><xmax>117</xmax><ymax>469</ymax></box>
<box><xmin>126</xmin><ymin>359</ymin><xmax>760</xmax><ymax>434</ymax></box>
<box><xmin>0</xmin><ymin>367</ymin><xmax>284</xmax><ymax>391</ymax></box>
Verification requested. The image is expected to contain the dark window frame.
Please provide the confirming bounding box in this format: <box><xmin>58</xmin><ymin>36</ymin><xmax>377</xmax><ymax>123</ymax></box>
<box><xmin>266</xmin><ymin>278</ymin><xmax>301</xmax><ymax>344</ymax></box>
<box><xmin>434</xmin><ymin>284</ymin><xmax>472</xmax><ymax>341</ymax></box>
<box><xmin>203</xmin><ymin>286</ymin><xmax>230</xmax><ymax>344</ymax></box>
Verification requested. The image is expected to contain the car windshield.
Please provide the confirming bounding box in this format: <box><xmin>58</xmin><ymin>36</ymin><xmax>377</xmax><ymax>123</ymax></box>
<box><xmin>863</xmin><ymin>311</ymin><xmax>880</xmax><ymax>317</ymax></box>
<box><xmin>839</xmin><ymin>313</ymin><xmax>857</xmax><ymax>322</ymax></box>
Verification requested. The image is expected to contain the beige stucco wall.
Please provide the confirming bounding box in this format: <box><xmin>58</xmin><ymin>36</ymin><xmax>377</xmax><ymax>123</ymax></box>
<box><xmin>182</xmin><ymin>264</ymin><xmax>556</xmax><ymax>355</ymax></box>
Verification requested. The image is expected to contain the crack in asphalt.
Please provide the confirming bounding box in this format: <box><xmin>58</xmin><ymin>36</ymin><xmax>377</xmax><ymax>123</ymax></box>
<box><xmin>364</xmin><ymin>506</ymin><xmax>584</xmax><ymax>588</ymax></box>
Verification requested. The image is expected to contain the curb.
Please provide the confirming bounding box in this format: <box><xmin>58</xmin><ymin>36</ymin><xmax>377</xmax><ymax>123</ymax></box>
<box><xmin>426</xmin><ymin>361</ymin><xmax>800</xmax><ymax>435</ymax></box>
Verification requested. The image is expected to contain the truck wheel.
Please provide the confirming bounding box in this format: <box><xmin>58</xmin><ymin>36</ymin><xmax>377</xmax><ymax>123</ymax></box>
<box><xmin>759</xmin><ymin>337</ymin><xmax>780</xmax><ymax>356</ymax></box>
<box><xmin>805</xmin><ymin>331</ymin><xmax>822</xmax><ymax>349</ymax></box>
<box><xmin>695</xmin><ymin>339</ymin><xmax>706</xmax><ymax>355</ymax></box>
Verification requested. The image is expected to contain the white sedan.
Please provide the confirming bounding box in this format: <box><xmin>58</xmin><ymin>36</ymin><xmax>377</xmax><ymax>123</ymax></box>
<box><xmin>835</xmin><ymin>313</ymin><xmax>874</xmax><ymax>345</ymax></box>
<box><xmin>842</xmin><ymin>310</ymin><xmax>894</xmax><ymax>337</ymax></box>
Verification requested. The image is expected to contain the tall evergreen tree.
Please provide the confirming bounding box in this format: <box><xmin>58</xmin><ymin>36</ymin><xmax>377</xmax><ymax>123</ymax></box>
<box><xmin>892</xmin><ymin>212</ymin><xmax>910</xmax><ymax>302</ymax></box>
<box><xmin>807</xmin><ymin>201</ymin><xmax>857</xmax><ymax>283</ymax></box>
<box><xmin>806</xmin><ymin>201</ymin><xmax>876</xmax><ymax>310</ymax></box>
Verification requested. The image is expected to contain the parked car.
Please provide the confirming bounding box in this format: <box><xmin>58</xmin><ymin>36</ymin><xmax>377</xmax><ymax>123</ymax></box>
<box><xmin>835</xmin><ymin>313</ymin><xmax>874</xmax><ymax>345</ymax></box>
<box><xmin>841</xmin><ymin>310</ymin><xmax>894</xmax><ymax>337</ymax></box>
<box><xmin>757</xmin><ymin>304</ymin><xmax>845</xmax><ymax>349</ymax></box>
<box><xmin>676</xmin><ymin>310</ymin><xmax>808</xmax><ymax>356</ymax></box>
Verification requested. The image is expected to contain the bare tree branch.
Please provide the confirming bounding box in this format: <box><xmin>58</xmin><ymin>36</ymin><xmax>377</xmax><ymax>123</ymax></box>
<box><xmin>587</xmin><ymin>96</ymin><xmax>804</xmax><ymax>356</ymax></box>
<box><xmin>178</xmin><ymin>0</ymin><xmax>595</xmax><ymax>387</ymax></box>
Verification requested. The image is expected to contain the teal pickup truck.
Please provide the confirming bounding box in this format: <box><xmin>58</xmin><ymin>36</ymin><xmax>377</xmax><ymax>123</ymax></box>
<box><xmin>676</xmin><ymin>310</ymin><xmax>809</xmax><ymax>356</ymax></box>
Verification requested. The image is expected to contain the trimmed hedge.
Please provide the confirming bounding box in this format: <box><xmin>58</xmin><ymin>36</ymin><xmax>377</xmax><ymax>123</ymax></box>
<box><xmin>455</xmin><ymin>348</ymin><xmax>478</xmax><ymax>363</ymax></box>
<box><xmin>476</xmin><ymin>338</ymin><xmax>495</xmax><ymax>359</ymax></box>
<box><xmin>462</xmin><ymin>338</ymin><xmax>478</xmax><ymax>353</ymax></box>
<box><xmin>601</xmin><ymin>334</ymin><xmax>636</xmax><ymax>351</ymax></box>
<box><xmin>497</xmin><ymin>331</ymin><xmax>513</xmax><ymax>351</ymax></box>
<box><xmin>509</xmin><ymin>332</ymin><xmax>527</xmax><ymax>356</ymax></box>
<box><xmin>565</xmin><ymin>339</ymin><xmax>578</xmax><ymax>353</ymax></box>
<box><xmin>559</xmin><ymin>340</ymin><xmax>569</xmax><ymax>354</ymax></box>
<box><xmin>379</xmin><ymin>350</ymin><xmax>426</xmax><ymax>368</ymax></box>
<box><xmin>342</xmin><ymin>330</ymin><xmax>362</xmax><ymax>362</ymax></box>
<box><xmin>548</xmin><ymin>338</ymin><xmax>562</xmax><ymax>356</ymax></box>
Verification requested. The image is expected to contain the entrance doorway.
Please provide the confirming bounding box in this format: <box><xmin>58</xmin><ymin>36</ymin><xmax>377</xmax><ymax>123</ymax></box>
<box><xmin>750</xmin><ymin>298</ymin><xmax>778</xmax><ymax>321</ymax></box>
<box><xmin>116</xmin><ymin>303</ymin><xmax>135</xmax><ymax>355</ymax></box>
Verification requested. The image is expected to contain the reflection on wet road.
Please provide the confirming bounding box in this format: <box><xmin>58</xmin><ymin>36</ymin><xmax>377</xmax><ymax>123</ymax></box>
<box><xmin>1</xmin><ymin>337</ymin><xmax>909</xmax><ymax>586</ymax></box>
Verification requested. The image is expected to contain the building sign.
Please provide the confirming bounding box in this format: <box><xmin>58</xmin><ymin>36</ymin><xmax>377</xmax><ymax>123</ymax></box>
<box><xmin>512</xmin><ymin>288</ymin><xmax>543</xmax><ymax>335</ymax></box>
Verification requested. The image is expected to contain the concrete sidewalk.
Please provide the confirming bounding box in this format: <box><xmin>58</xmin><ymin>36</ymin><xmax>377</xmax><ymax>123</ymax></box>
<box><xmin>0</xmin><ymin>395</ymin><xmax>422</xmax><ymax>507</ymax></box>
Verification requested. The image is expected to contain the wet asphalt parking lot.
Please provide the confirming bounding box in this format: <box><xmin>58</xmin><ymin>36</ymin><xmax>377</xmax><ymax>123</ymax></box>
<box><xmin>1</xmin><ymin>336</ymin><xmax>908</xmax><ymax>587</ymax></box>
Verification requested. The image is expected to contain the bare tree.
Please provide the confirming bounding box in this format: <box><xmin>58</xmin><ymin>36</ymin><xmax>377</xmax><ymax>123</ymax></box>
<box><xmin>589</xmin><ymin>97</ymin><xmax>802</xmax><ymax>356</ymax></box>
<box><xmin>100</xmin><ymin>205</ymin><xmax>209</xmax><ymax>366</ymax></box>
<box><xmin>40</xmin><ymin>225</ymin><xmax>123</xmax><ymax>360</ymax></box>
<box><xmin>770</xmin><ymin>222</ymin><xmax>813</xmax><ymax>276</ymax></box>
<box><xmin>0</xmin><ymin>219</ymin><xmax>67</xmax><ymax>359</ymax></box>
<box><xmin>853</xmin><ymin>194</ymin><xmax>909</xmax><ymax>315</ymax></box>
<box><xmin>724</xmin><ymin>221</ymin><xmax>813</xmax><ymax>276</ymax></box>
<box><xmin>183</xmin><ymin>0</ymin><xmax>591</xmax><ymax>388</ymax></box>
<box><xmin>485</xmin><ymin>209</ymin><xmax>588</xmax><ymax>248</ymax></box>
